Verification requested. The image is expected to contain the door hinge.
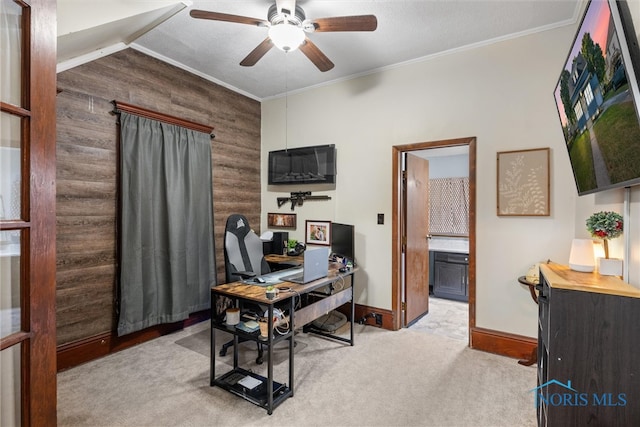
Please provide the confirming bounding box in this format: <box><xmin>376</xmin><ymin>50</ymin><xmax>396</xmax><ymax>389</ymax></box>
<box><xmin>401</xmin><ymin>302</ymin><xmax>406</xmax><ymax>311</ymax></box>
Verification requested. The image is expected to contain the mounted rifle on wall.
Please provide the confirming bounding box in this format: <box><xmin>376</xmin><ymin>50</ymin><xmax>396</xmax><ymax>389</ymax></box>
<box><xmin>277</xmin><ymin>191</ymin><xmax>331</xmax><ymax>211</ymax></box>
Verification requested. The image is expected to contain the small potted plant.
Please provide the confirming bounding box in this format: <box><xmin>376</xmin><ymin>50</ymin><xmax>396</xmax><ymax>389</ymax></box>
<box><xmin>287</xmin><ymin>239</ymin><xmax>298</xmax><ymax>255</ymax></box>
<box><xmin>586</xmin><ymin>211</ymin><xmax>623</xmax><ymax>275</ymax></box>
<box><xmin>265</xmin><ymin>285</ymin><xmax>276</xmax><ymax>300</ymax></box>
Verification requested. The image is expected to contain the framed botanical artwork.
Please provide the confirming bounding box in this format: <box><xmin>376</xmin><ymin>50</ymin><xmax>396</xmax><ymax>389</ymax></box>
<box><xmin>305</xmin><ymin>220</ymin><xmax>331</xmax><ymax>246</ymax></box>
<box><xmin>497</xmin><ymin>147</ymin><xmax>550</xmax><ymax>216</ymax></box>
<box><xmin>267</xmin><ymin>212</ymin><xmax>296</xmax><ymax>229</ymax></box>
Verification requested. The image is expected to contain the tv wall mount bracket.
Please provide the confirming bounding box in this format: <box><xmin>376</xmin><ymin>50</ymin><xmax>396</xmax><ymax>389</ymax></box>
<box><xmin>277</xmin><ymin>191</ymin><xmax>331</xmax><ymax>211</ymax></box>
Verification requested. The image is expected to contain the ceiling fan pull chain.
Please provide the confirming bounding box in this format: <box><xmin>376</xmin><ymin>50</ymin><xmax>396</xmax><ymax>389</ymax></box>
<box><xmin>285</xmin><ymin>52</ymin><xmax>289</xmax><ymax>151</ymax></box>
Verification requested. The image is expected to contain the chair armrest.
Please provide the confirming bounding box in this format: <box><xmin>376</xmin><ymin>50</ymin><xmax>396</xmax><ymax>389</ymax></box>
<box><xmin>235</xmin><ymin>271</ymin><xmax>256</xmax><ymax>279</ymax></box>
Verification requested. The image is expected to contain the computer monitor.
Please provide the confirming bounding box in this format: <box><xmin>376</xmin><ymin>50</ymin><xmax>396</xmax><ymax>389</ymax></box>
<box><xmin>331</xmin><ymin>223</ymin><xmax>354</xmax><ymax>263</ymax></box>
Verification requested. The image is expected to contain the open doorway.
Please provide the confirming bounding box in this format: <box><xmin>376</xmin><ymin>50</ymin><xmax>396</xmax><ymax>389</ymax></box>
<box><xmin>391</xmin><ymin>137</ymin><xmax>476</xmax><ymax>346</ymax></box>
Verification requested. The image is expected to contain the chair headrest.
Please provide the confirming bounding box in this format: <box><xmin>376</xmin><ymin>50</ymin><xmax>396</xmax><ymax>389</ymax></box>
<box><xmin>226</xmin><ymin>214</ymin><xmax>251</xmax><ymax>239</ymax></box>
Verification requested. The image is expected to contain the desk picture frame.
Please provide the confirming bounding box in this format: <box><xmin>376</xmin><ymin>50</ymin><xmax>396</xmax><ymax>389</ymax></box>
<box><xmin>305</xmin><ymin>220</ymin><xmax>331</xmax><ymax>246</ymax></box>
<box><xmin>497</xmin><ymin>147</ymin><xmax>550</xmax><ymax>216</ymax></box>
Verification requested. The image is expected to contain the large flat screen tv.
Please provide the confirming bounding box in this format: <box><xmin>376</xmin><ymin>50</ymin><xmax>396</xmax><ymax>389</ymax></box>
<box><xmin>553</xmin><ymin>0</ymin><xmax>640</xmax><ymax>195</ymax></box>
<box><xmin>268</xmin><ymin>144</ymin><xmax>336</xmax><ymax>185</ymax></box>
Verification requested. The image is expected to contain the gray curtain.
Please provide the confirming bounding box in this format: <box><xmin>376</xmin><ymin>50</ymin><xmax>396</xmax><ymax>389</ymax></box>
<box><xmin>117</xmin><ymin>112</ymin><xmax>215</xmax><ymax>336</ymax></box>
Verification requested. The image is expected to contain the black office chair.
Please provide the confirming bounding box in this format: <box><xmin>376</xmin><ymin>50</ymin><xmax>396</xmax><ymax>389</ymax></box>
<box><xmin>220</xmin><ymin>213</ymin><xmax>270</xmax><ymax>364</ymax></box>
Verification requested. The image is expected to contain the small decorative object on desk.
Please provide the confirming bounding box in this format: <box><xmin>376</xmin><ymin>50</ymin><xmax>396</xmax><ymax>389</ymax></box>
<box><xmin>305</xmin><ymin>220</ymin><xmax>331</xmax><ymax>246</ymax></box>
<box><xmin>586</xmin><ymin>211</ymin><xmax>623</xmax><ymax>276</ymax></box>
<box><xmin>265</xmin><ymin>286</ymin><xmax>276</xmax><ymax>300</ymax></box>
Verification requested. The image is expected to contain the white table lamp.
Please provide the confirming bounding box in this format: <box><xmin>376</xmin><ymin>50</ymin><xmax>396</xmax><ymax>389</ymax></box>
<box><xmin>569</xmin><ymin>239</ymin><xmax>595</xmax><ymax>272</ymax></box>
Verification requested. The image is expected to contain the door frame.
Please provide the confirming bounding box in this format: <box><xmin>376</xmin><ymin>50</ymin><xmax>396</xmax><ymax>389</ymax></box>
<box><xmin>391</xmin><ymin>137</ymin><xmax>477</xmax><ymax>341</ymax></box>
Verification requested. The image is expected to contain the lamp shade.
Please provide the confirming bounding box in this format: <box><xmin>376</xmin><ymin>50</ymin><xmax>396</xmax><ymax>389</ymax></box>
<box><xmin>569</xmin><ymin>239</ymin><xmax>595</xmax><ymax>272</ymax></box>
<box><xmin>592</xmin><ymin>240</ymin><xmax>606</xmax><ymax>260</ymax></box>
<box><xmin>268</xmin><ymin>23</ymin><xmax>305</xmax><ymax>52</ymax></box>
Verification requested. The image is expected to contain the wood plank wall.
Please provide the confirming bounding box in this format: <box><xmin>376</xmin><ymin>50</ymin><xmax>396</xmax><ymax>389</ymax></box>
<box><xmin>56</xmin><ymin>49</ymin><xmax>261</xmax><ymax>346</ymax></box>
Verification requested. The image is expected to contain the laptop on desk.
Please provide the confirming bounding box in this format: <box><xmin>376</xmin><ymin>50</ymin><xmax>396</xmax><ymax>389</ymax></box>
<box><xmin>279</xmin><ymin>247</ymin><xmax>330</xmax><ymax>284</ymax></box>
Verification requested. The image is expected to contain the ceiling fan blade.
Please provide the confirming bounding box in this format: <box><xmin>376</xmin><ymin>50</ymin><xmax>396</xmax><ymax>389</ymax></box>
<box><xmin>299</xmin><ymin>38</ymin><xmax>334</xmax><ymax>72</ymax></box>
<box><xmin>312</xmin><ymin>15</ymin><xmax>377</xmax><ymax>32</ymax></box>
<box><xmin>190</xmin><ymin>9</ymin><xmax>268</xmax><ymax>27</ymax></box>
<box><xmin>240</xmin><ymin>38</ymin><xmax>274</xmax><ymax>67</ymax></box>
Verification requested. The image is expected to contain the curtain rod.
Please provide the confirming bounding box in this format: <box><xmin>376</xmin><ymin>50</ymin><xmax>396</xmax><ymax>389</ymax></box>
<box><xmin>112</xmin><ymin>100</ymin><xmax>215</xmax><ymax>139</ymax></box>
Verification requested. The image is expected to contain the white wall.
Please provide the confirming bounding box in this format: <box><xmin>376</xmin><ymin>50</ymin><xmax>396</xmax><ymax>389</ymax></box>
<box><xmin>261</xmin><ymin>10</ymin><xmax>640</xmax><ymax>338</ymax></box>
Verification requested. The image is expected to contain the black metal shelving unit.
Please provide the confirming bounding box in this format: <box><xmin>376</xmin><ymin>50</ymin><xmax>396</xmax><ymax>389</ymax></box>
<box><xmin>210</xmin><ymin>293</ymin><xmax>295</xmax><ymax>415</ymax></box>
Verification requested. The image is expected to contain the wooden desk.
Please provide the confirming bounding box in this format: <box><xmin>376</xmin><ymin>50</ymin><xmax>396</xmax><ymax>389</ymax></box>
<box><xmin>264</xmin><ymin>253</ymin><xmax>302</xmax><ymax>271</ymax></box>
<box><xmin>210</xmin><ymin>264</ymin><xmax>356</xmax><ymax>414</ymax></box>
<box><xmin>264</xmin><ymin>253</ymin><xmax>302</xmax><ymax>265</ymax></box>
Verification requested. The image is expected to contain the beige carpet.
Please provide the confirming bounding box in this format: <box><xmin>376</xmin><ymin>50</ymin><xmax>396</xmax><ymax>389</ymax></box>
<box><xmin>58</xmin><ymin>321</ymin><xmax>537</xmax><ymax>427</ymax></box>
<box><xmin>409</xmin><ymin>297</ymin><xmax>469</xmax><ymax>342</ymax></box>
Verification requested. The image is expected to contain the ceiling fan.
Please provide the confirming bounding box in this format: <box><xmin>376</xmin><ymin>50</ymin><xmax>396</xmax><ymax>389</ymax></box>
<box><xmin>190</xmin><ymin>0</ymin><xmax>377</xmax><ymax>72</ymax></box>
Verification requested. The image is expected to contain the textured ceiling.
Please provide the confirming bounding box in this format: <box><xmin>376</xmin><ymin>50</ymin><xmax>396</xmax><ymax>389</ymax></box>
<box><xmin>58</xmin><ymin>0</ymin><xmax>582</xmax><ymax>100</ymax></box>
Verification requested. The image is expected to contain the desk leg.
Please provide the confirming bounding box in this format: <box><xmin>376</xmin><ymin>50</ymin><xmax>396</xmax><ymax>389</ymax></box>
<box><xmin>289</xmin><ymin>296</ymin><xmax>295</xmax><ymax>397</ymax></box>
<box><xmin>267</xmin><ymin>305</ymin><xmax>274</xmax><ymax>415</ymax></box>
<box><xmin>232</xmin><ymin>334</ymin><xmax>238</xmax><ymax>369</ymax></box>
<box><xmin>350</xmin><ymin>276</ymin><xmax>355</xmax><ymax>346</ymax></box>
<box><xmin>210</xmin><ymin>291</ymin><xmax>216</xmax><ymax>386</ymax></box>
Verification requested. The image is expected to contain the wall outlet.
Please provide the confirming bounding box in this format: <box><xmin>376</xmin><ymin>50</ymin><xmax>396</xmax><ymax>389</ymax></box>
<box><xmin>374</xmin><ymin>313</ymin><xmax>382</xmax><ymax>325</ymax></box>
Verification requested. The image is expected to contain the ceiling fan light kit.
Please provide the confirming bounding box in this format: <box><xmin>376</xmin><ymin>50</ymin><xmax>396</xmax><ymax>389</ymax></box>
<box><xmin>268</xmin><ymin>23</ymin><xmax>305</xmax><ymax>52</ymax></box>
<box><xmin>190</xmin><ymin>1</ymin><xmax>377</xmax><ymax>72</ymax></box>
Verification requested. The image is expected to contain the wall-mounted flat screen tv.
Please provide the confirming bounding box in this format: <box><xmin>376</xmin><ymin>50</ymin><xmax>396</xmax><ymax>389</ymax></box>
<box><xmin>268</xmin><ymin>144</ymin><xmax>336</xmax><ymax>185</ymax></box>
<box><xmin>553</xmin><ymin>0</ymin><xmax>640</xmax><ymax>195</ymax></box>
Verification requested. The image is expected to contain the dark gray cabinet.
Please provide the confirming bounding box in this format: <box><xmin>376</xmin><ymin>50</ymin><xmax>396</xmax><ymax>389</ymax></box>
<box><xmin>537</xmin><ymin>263</ymin><xmax>640</xmax><ymax>426</ymax></box>
<box><xmin>433</xmin><ymin>252</ymin><xmax>468</xmax><ymax>302</ymax></box>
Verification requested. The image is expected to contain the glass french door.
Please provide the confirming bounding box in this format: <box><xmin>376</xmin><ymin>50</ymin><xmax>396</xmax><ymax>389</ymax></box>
<box><xmin>0</xmin><ymin>0</ymin><xmax>57</xmax><ymax>425</ymax></box>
